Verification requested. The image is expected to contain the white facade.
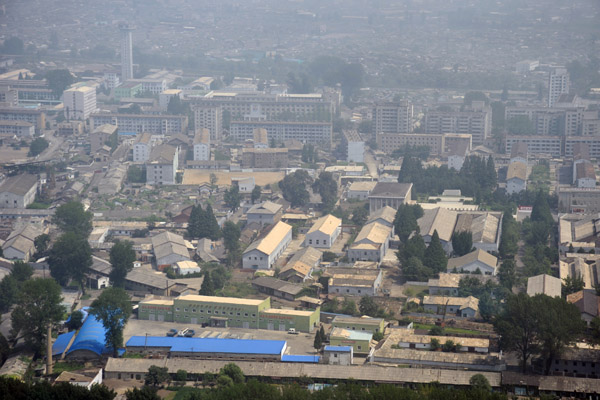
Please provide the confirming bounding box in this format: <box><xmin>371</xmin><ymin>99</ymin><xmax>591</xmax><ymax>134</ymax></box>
<box><xmin>242</xmin><ymin>222</ymin><xmax>292</xmax><ymax>269</ymax></box>
<box><xmin>232</xmin><ymin>177</ymin><xmax>255</xmax><ymax>193</ymax></box>
<box><xmin>133</xmin><ymin>142</ymin><xmax>151</xmax><ymax>162</ymax></box>
<box><xmin>577</xmin><ymin>177</ymin><xmax>596</xmax><ymax>189</ymax></box>
<box><xmin>304</xmin><ymin>215</ymin><xmax>342</xmax><ymax>249</ymax></box>
<box><xmin>120</xmin><ymin>24</ymin><xmax>134</xmax><ymax>81</ymax></box>
<box><xmin>194</xmin><ymin>142</ymin><xmax>210</xmax><ymax>161</ymax></box>
<box><xmin>0</xmin><ymin>120</ymin><xmax>34</xmax><ymax>137</ymax></box>
<box><xmin>548</xmin><ymin>67</ymin><xmax>570</xmax><ymax>107</ymax></box>
<box><xmin>347</xmin><ymin>140</ymin><xmax>365</xmax><ymax>163</ymax></box>
<box><xmin>63</xmin><ymin>86</ymin><xmax>97</xmax><ymax>120</ymax></box>
<box><xmin>0</xmin><ymin>175</ymin><xmax>38</xmax><ymax>208</ymax></box>
<box><xmin>448</xmin><ymin>154</ymin><xmax>465</xmax><ymax>171</ymax></box>
<box><xmin>193</xmin><ymin>106</ymin><xmax>222</xmax><ymax>142</ymax></box>
<box><xmin>103</xmin><ymin>72</ymin><xmax>120</xmax><ymax>90</ymax></box>
<box><xmin>146</xmin><ymin>145</ymin><xmax>179</xmax><ymax>185</ymax></box>
<box><xmin>159</xmin><ymin>89</ymin><xmax>182</xmax><ymax>111</ymax></box>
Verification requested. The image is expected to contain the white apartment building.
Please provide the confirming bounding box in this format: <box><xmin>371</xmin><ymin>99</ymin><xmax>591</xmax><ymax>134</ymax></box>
<box><xmin>192</xmin><ymin>105</ymin><xmax>222</xmax><ymax>142</ymax></box>
<box><xmin>230</xmin><ymin>120</ymin><xmax>332</xmax><ymax>146</ymax></box>
<box><xmin>133</xmin><ymin>133</ymin><xmax>153</xmax><ymax>162</ymax></box>
<box><xmin>146</xmin><ymin>144</ymin><xmax>179</xmax><ymax>185</ymax></box>
<box><xmin>159</xmin><ymin>89</ymin><xmax>182</xmax><ymax>111</ymax></box>
<box><xmin>103</xmin><ymin>72</ymin><xmax>120</xmax><ymax>90</ymax></box>
<box><xmin>424</xmin><ymin>102</ymin><xmax>491</xmax><ymax>145</ymax></box>
<box><xmin>62</xmin><ymin>86</ymin><xmax>97</xmax><ymax>120</ymax></box>
<box><xmin>0</xmin><ymin>120</ymin><xmax>34</xmax><ymax>137</ymax></box>
<box><xmin>343</xmin><ymin>130</ymin><xmax>365</xmax><ymax>163</ymax></box>
<box><xmin>90</xmin><ymin>113</ymin><xmax>187</xmax><ymax>135</ymax></box>
<box><xmin>193</xmin><ymin>128</ymin><xmax>210</xmax><ymax>161</ymax></box>
<box><xmin>372</xmin><ymin>101</ymin><xmax>413</xmax><ymax>133</ymax></box>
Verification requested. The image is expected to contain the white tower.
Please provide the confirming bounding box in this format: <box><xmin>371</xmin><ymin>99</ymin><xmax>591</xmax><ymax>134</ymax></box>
<box><xmin>119</xmin><ymin>23</ymin><xmax>135</xmax><ymax>82</ymax></box>
<box><xmin>548</xmin><ymin>67</ymin><xmax>570</xmax><ymax>107</ymax></box>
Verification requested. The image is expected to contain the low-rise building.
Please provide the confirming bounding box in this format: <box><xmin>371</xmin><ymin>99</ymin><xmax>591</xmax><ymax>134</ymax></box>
<box><xmin>304</xmin><ymin>214</ymin><xmax>342</xmax><ymax>249</ymax></box>
<box><xmin>418</xmin><ymin>207</ymin><xmax>457</xmax><ymax>253</ymax></box>
<box><xmin>193</xmin><ymin>128</ymin><xmax>210</xmax><ymax>161</ymax></box>
<box><xmin>447</xmin><ymin>141</ymin><xmax>469</xmax><ymax>171</ymax></box>
<box><xmin>366</xmin><ymin>206</ymin><xmax>396</xmax><ymax>237</ymax></box>
<box><xmin>506</xmin><ymin>161</ymin><xmax>527</xmax><ymax>195</ymax></box>
<box><xmin>279</xmin><ymin>246</ymin><xmax>322</xmax><ymax>283</ymax></box>
<box><xmin>422</xmin><ymin>295</ymin><xmax>480</xmax><ymax>318</ymax></box>
<box><xmin>559</xmin><ymin>255</ymin><xmax>600</xmax><ymax>289</ymax></box>
<box><xmin>391</xmin><ymin>329</ymin><xmax>489</xmax><ymax>353</ymax></box>
<box><xmin>173</xmin><ymin>260</ymin><xmax>201</xmax><ymax>276</ymax></box>
<box><xmin>2</xmin><ymin>225</ymin><xmax>43</xmax><ymax>261</ymax></box>
<box><xmin>347</xmin><ymin>181</ymin><xmax>377</xmax><ymax>201</ymax></box>
<box><xmin>90</xmin><ymin>124</ymin><xmax>118</xmax><ymax>154</ymax></box>
<box><xmin>527</xmin><ymin>274</ymin><xmax>562</xmax><ymax>297</ymax></box>
<box><xmin>251</xmin><ymin>276</ymin><xmax>303</xmax><ymax>301</ymax></box>
<box><xmin>453</xmin><ymin>211</ymin><xmax>503</xmax><ymax>253</ymax></box>
<box><xmin>323</xmin><ymin>346</ymin><xmax>353</xmax><ymax>365</ymax></box>
<box><xmin>232</xmin><ymin>177</ymin><xmax>255</xmax><ymax>193</ymax></box>
<box><xmin>326</xmin><ymin>267</ymin><xmax>383</xmax><ymax>296</ymax></box>
<box><xmin>447</xmin><ymin>249</ymin><xmax>498</xmax><ymax>275</ymax></box>
<box><xmin>242</xmin><ymin>221</ymin><xmax>292</xmax><ymax>269</ymax></box>
<box><xmin>342</xmin><ymin>130</ymin><xmax>365</xmax><ymax>162</ymax></box>
<box><xmin>331</xmin><ymin>315</ymin><xmax>385</xmax><ymax>333</ymax></box>
<box><xmin>347</xmin><ymin>222</ymin><xmax>391</xmax><ymax>262</ymax></box>
<box><xmin>151</xmin><ymin>231</ymin><xmax>190</xmax><ymax>268</ymax></box>
<box><xmin>241</xmin><ymin>148</ymin><xmax>289</xmax><ymax>169</ymax></box>
<box><xmin>368</xmin><ymin>182</ymin><xmax>413</xmax><ymax>213</ymax></box>
<box><xmin>0</xmin><ymin>174</ymin><xmax>38</xmax><ymax>209</ymax></box>
<box><xmin>329</xmin><ymin>328</ymin><xmax>372</xmax><ymax>355</ymax></box>
<box><xmin>246</xmin><ymin>201</ymin><xmax>282</xmax><ymax>227</ymax></box>
<box><xmin>0</xmin><ymin>120</ymin><xmax>34</xmax><ymax>137</ymax></box>
<box><xmin>510</xmin><ymin>142</ymin><xmax>528</xmax><ymax>164</ymax></box>
<box><xmin>567</xmin><ymin>289</ymin><xmax>600</xmax><ymax>326</ymax></box>
<box><xmin>559</xmin><ymin>187</ymin><xmax>600</xmax><ymax>214</ymax></box>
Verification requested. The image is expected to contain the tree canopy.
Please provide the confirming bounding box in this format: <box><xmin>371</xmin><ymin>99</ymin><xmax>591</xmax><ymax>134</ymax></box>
<box><xmin>48</xmin><ymin>232</ymin><xmax>92</xmax><ymax>292</ymax></box>
<box><xmin>52</xmin><ymin>201</ymin><xmax>93</xmax><ymax>237</ymax></box>
<box><xmin>279</xmin><ymin>169</ymin><xmax>313</xmax><ymax>208</ymax></box>
<box><xmin>89</xmin><ymin>287</ymin><xmax>132</xmax><ymax>358</ymax></box>
<box><xmin>312</xmin><ymin>171</ymin><xmax>337</xmax><ymax>213</ymax></box>
<box><xmin>109</xmin><ymin>240</ymin><xmax>136</xmax><ymax>287</ymax></box>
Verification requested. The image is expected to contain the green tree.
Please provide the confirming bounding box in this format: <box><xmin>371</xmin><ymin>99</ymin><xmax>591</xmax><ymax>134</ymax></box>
<box><xmin>424</xmin><ymin>230</ymin><xmax>447</xmax><ymax>273</ymax></box>
<box><xmin>469</xmin><ymin>374</ymin><xmax>491</xmax><ymax>391</ymax></box>
<box><xmin>11</xmin><ymin>261</ymin><xmax>33</xmax><ymax>282</ymax></box>
<box><xmin>402</xmin><ymin>256</ymin><xmax>433</xmax><ymax>281</ymax></box>
<box><xmin>89</xmin><ymin>287</ymin><xmax>132</xmax><ymax>358</ymax></box>
<box><xmin>48</xmin><ymin>232</ymin><xmax>92</xmax><ymax>292</ymax></box>
<box><xmin>1</xmin><ymin>36</ymin><xmax>24</xmax><ymax>55</ymax></box>
<box><xmin>11</xmin><ymin>278</ymin><xmax>64</xmax><ymax>352</ymax></box>
<box><xmin>393</xmin><ymin>204</ymin><xmax>423</xmax><ymax>243</ymax></box>
<box><xmin>397</xmin><ymin>234</ymin><xmax>426</xmax><ymax>265</ymax></box>
<box><xmin>222</xmin><ymin>221</ymin><xmax>241</xmax><ymax>254</ymax></box>
<box><xmin>430</xmin><ymin>338</ymin><xmax>441</xmax><ymax>351</ymax></box>
<box><xmin>0</xmin><ymin>276</ymin><xmax>18</xmax><ymax>313</ymax></box>
<box><xmin>126</xmin><ymin>386</ymin><xmax>160</xmax><ymax>400</ymax></box>
<box><xmin>144</xmin><ymin>365</ymin><xmax>170</xmax><ymax>387</ymax></box>
<box><xmin>359</xmin><ymin>296</ymin><xmax>379</xmax><ymax>317</ymax></box>
<box><xmin>167</xmin><ymin>95</ymin><xmax>187</xmax><ymax>115</ymax></box>
<box><xmin>66</xmin><ymin>310</ymin><xmax>84</xmax><ymax>331</ymax></box>
<box><xmin>200</xmin><ymin>270</ymin><xmax>215</xmax><ymax>296</ymax></box>
<box><xmin>531</xmin><ymin>190</ymin><xmax>554</xmax><ymax>227</ymax></box>
<box><xmin>52</xmin><ymin>201</ymin><xmax>93</xmax><ymax>237</ymax></box>
<box><xmin>442</xmin><ymin>340</ymin><xmax>457</xmax><ymax>352</ymax></box>
<box><xmin>251</xmin><ymin>185</ymin><xmax>262</xmax><ymax>204</ymax></box>
<box><xmin>494</xmin><ymin>293</ymin><xmax>539</xmax><ymax>373</ymax></box>
<box><xmin>224</xmin><ymin>185</ymin><xmax>241</xmax><ymax>211</ymax></box>
<box><xmin>175</xmin><ymin>369</ymin><xmax>188</xmax><ymax>383</ymax></box>
<box><xmin>463</xmin><ymin>91</ymin><xmax>489</xmax><ymax>106</ymax></box>
<box><xmin>45</xmin><ymin>69</ymin><xmax>74</xmax><ymax>96</ymax></box>
<box><xmin>562</xmin><ymin>275</ymin><xmax>585</xmax><ymax>296</ymax></box>
<box><xmin>452</xmin><ymin>231</ymin><xmax>473</xmax><ymax>256</ymax></box>
<box><xmin>497</xmin><ymin>259</ymin><xmax>516</xmax><ymax>290</ymax></box>
<box><xmin>312</xmin><ymin>171</ymin><xmax>337</xmax><ymax>213</ymax></box>
<box><xmin>109</xmin><ymin>240</ymin><xmax>136</xmax><ymax>287</ymax></box>
<box><xmin>28</xmin><ymin>137</ymin><xmax>49</xmax><ymax>156</ymax></box>
<box><xmin>33</xmin><ymin>234</ymin><xmax>51</xmax><ymax>259</ymax></box>
<box><xmin>127</xmin><ymin>165</ymin><xmax>146</xmax><ymax>183</ymax></box>
<box><xmin>313</xmin><ymin>330</ymin><xmax>322</xmax><ymax>349</ymax></box>
<box><xmin>187</xmin><ymin>205</ymin><xmax>203</xmax><ymax>238</ymax></box>
<box><xmin>351</xmin><ymin>205</ymin><xmax>368</xmax><ymax>227</ymax></box>
<box><xmin>219</xmin><ymin>363</ymin><xmax>245</xmax><ymax>384</ymax></box>
<box><xmin>202</xmin><ymin>204</ymin><xmax>220</xmax><ymax>240</ymax></box>
<box><xmin>279</xmin><ymin>170</ymin><xmax>313</xmax><ymax>208</ymax></box>
<box><xmin>216</xmin><ymin>375</ymin><xmax>233</xmax><ymax>388</ymax></box>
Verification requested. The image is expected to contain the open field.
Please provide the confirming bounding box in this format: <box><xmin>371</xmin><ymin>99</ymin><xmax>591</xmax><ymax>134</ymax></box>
<box><xmin>0</xmin><ymin>145</ymin><xmax>29</xmax><ymax>163</ymax></box>
<box><xmin>182</xmin><ymin>170</ymin><xmax>285</xmax><ymax>186</ymax></box>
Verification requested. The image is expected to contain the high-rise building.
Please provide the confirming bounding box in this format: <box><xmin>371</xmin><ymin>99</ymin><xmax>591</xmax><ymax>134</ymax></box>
<box><xmin>192</xmin><ymin>105</ymin><xmax>222</xmax><ymax>142</ymax></box>
<box><xmin>119</xmin><ymin>23</ymin><xmax>135</xmax><ymax>82</ymax></box>
<box><xmin>424</xmin><ymin>102</ymin><xmax>491</xmax><ymax>145</ymax></box>
<box><xmin>62</xmin><ymin>86</ymin><xmax>97</xmax><ymax>120</ymax></box>
<box><xmin>372</xmin><ymin>101</ymin><xmax>413</xmax><ymax>133</ymax></box>
<box><xmin>548</xmin><ymin>67</ymin><xmax>569</xmax><ymax>107</ymax></box>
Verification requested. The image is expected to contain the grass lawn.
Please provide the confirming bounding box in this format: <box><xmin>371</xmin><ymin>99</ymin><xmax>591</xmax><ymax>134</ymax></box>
<box><xmin>403</xmin><ymin>285</ymin><xmax>428</xmax><ymax>297</ymax></box>
<box><xmin>413</xmin><ymin>323</ymin><xmax>487</xmax><ymax>336</ymax></box>
<box><xmin>53</xmin><ymin>361</ymin><xmax>84</xmax><ymax>374</ymax></box>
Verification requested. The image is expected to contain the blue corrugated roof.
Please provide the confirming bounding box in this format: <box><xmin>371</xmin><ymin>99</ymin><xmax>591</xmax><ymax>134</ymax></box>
<box><xmin>324</xmin><ymin>345</ymin><xmax>352</xmax><ymax>352</ymax></box>
<box><xmin>281</xmin><ymin>355</ymin><xmax>320</xmax><ymax>363</ymax></box>
<box><xmin>126</xmin><ymin>336</ymin><xmax>287</xmax><ymax>355</ymax></box>
<box><xmin>52</xmin><ymin>331</ymin><xmax>75</xmax><ymax>356</ymax></box>
<box><xmin>67</xmin><ymin>314</ymin><xmax>112</xmax><ymax>356</ymax></box>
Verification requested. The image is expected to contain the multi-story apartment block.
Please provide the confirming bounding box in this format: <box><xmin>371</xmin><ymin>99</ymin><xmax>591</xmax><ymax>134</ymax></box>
<box><xmin>342</xmin><ymin>130</ymin><xmax>365</xmax><ymax>163</ymax></box>
<box><xmin>0</xmin><ymin>107</ymin><xmax>45</xmax><ymax>133</ymax></box>
<box><xmin>146</xmin><ymin>144</ymin><xmax>179</xmax><ymax>185</ymax></box>
<box><xmin>505</xmin><ymin>135</ymin><xmax>562</xmax><ymax>157</ymax></box>
<box><xmin>231</xmin><ymin>120</ymin><xmax>332</xmax><ymax>146</ymax></box>
<box><xmin>192</xmin><ymin>105</ymin><xmax>222</xmax><ymax>142</ymax></box>
<box><xmin>0</xmin><ymin>86</ymin><xmax>18</xmax><ymax>106</ymax></box>
<box><xmin>62</xmin><ymin>86</ymin><xmax>97</xmax><ymax>120</ymax></box>
<box><xmin>548</xmin><ymin>67</ymin><xmax>570</xmax><ymax>107</ymax></box>
<box><xmin>133</xmin><ymin>132</ymin><xmax>153</xmax><ymax>162</ymax></box>
<box><xmin>424</xmin><ymin>102</ymin><xmax>491</xmax><ymax>145</ymax></box>
<box><xmin>377</xmin><ymin>133</ymin><xmax>444</xmax><ymax>154</ymax></box>
<box><xmin>372</xmin><ymin>101</ymin><xmax>413</xmax><ymax>133</ymax></box>
<box><xmin>90</xmin><ymin>113</ymin><xmax>188</xmax><ymax>135</ymax></box>
<box><xmin>253</xmin><ymin>128</ymin><xmax>268</xmax><ymax>148</ymax></box>
<box><xmin>159</xmin><ymin>89</ymin><xmax>182</xmax><ymax>111</ymax></box>
<box><xmin>193</xmin><ymin>128</ymin><xmax>210</xmax><ymax>161</ymax></box>
<box><xmin>128</xmin><ymin>78</ymin><xmax>167</xmax><ymax>95</ymax></box>
<box><xmin>90</xmin><ymin>124</ymin><xmax>118</xmax><ymax>154</ymax></box>
<box><xmin>0</xmin><ymin>120</ymin><xmax>34</xmax><ymax>137</ymax></box>
<box><xmin>505</xmin><ymin>106</ymin><xmax>584</xmax><ymax>137</ymax></box>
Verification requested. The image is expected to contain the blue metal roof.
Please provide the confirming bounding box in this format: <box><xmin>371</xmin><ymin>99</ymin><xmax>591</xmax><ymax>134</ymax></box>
<box><xmin>324</xmin><ymin>345</ymin><xmax>352</xmax><ymax>352</ymax></box>
<box><xmin>52</xmin><ymin>331</ymin><xmax>75</xmax><ymax>356</ymax></box>
<box><xmin>67</xmin><ymin>314</ymin><xmax>112</xmax><ymax>356</ymax></box>
<box><xmin>281</xmin><ymin>355</ymin><xmax>320</xmax><ymax>363</ymax></box>
<box><xmin>126</xmin><ymin>336</ymin><xmax>287</xmax><ymax>355</ymax></box>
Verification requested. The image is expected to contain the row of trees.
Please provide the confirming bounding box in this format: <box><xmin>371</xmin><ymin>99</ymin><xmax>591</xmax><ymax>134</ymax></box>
<box><xmin>187</xmin><ymin>204</ymin><xmax>220</xmax><ymax>240</ymax></box>
<box><xmin>398</xmin><ymin>232</ymin><xmax>448</xmax><ymax>281</ymax></box>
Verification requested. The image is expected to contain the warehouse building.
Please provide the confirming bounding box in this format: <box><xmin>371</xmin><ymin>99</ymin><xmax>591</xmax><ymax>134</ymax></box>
<box><xmin>138</xmin><ymin>294</ymin><xmax>319</xmax><ymax>332</ymax></box>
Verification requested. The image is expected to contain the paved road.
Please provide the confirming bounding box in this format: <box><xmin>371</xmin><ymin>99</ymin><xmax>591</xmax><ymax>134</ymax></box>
<box><xmin>364</xmin><ymin>149</ymin><xmax>379</xmax><ymax>179</ymax></box>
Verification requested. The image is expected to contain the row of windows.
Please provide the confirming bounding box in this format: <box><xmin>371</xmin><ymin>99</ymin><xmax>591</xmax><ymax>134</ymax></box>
<box><xmin>175</xmin><ymin>307</ymin><xmax>255</xmax><ymax>317</ymax></box>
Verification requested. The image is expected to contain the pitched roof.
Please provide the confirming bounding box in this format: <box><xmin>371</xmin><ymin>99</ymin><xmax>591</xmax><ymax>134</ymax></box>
<box><xmin>369</xmin><ymin>182</ymin><xmax>412</xmax><ymax>198</ymax></box>
<box><xmin>348</xmin><ymin>181</ymin><xmax>377</xmax><ymax>192</ymax></box>
<box><xmin>367</xmin><ymin>206</ymin><xmax>396</xmax><ymax>225</ymax></box>
<box><xmin>148</xmin><ymin>144</ymin><xmax>177</xmax><ymax>163</ymax></box>
<box><xmin>567</xmin><ymin>289</ymin><xmax>600</xmax><ymax>317</ymax></box>
<box><xmin>418</xmin><ymin>207</ymin><xmax>457</xmax><ymax>242</ymax></box>
<box><xmin>507</xmin><ymin>161</ymin><xmax>527</xmax><ymax>181</ymax></box>
<box><xmin>252</xmin><ymin>276</ymin><xmax>303</xmax><ymax>296</ymax></box>
<box><xmin>244</xmin><ymin>221</ymin><xmax>292</xmax><ymax>256</ymax></box>
<box><xmin>247</xmin><ymin>201</ymin><xmax>282</xmax><ymax>215</ymax></box>
<box><xmin>527</xmin><ymin>274</ymin><xmax>562</xmax><ymax>297</ymax></box>
<box><xmin>193</xmin><ymin>128</ymin><xmax>210</xmax><ymax>145</ymax></box>
<box><xmin>0</xmin><ymin>174</ymin><xmax>37</xmax><ymax>196</ymax></box>
<box><xmin>447</xmin><ymin>249</ymin><xmax>498</xmax><ymax>270</ymax></box>
<box><xmin>307</xmin><ymin>214</ymin><xmax>341</xmax><ymax>236</ymax></box>
<box><xmin>423</xmin><ymin>295</ymin><xmax>480</xmax><ymax>311</ymax></box>
<box><xmin>510</xmin><ymin>142</ymin><xmax>528</xmax><ymax>159</ymax></box>
<box><xmin>354</xmin><ymin>222</ymin><xmax>391</xmax><ymax>245</ymax></box>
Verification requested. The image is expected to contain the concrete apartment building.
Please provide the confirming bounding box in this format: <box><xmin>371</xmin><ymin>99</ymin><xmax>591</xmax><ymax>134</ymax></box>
<box><xmin>424</xmin><ymin>102</ymin><xmax>491</xmax><ymax>145</ymax></box>
<box><xmin>0</xmin><ymin>120</ymin><xmax>34</xmax><ymax>137</ymax></box>
<box><xmin>128</xmin><ymin>78</ymin><xmax>167</xmax><ymax>95</ymax></box>
<box><xmin>0</xmin><ymin>107</ymin><xmax>45</xmax><ymax>133</ymax></box>
<box><xmin>62</xmin><ymin>86</ymin><xmax>97</xmax><ymax>120</ymax></box>
<box><xmin>376</xmin><ymin>133</ymin><xmax>472</xmax><ymax>155</ymax></box>
<box><xmin>548</xmin><ymin>67</ymin><xmax>570</xmax><ymax>107</ymax></box>
<box><xmin>90</xmin><ymin>113</ymin><xmax>188</xmax><ymax>135</ymax></box>
<box><xmin>0</xmin><ymin>174</ymin><xmax>38</xmax><ymax>208</ymax></box>
<box><xmin>192</xmin><ymin>105</ymin><xmax>222</xmax><ymax>142</ymax></box>
<box><xmin>372</xmin><ymin>101</ymin><xmax>413</xmax><ymax>133</ymax></box>
<box><xmin>558</xmin><ymin>187</ymin><xmax>600</xmax><ymax>214</ymax></box>
<box><xmin>146</xmin><ymin>144</ymin><xmax>179</xmax><ymax>185</ymax></box>
<box><xmin>505</xmin><ymin>106</ymin><xmax>584</xmax><ymax>137</ymax></box>
<box><xmin>90</xmin><ymin>124</ymin><xmax>117</xmax><ymax>154</ymax></box>
<box><xmin>193</xmin><ymin>128</ymin><xmax>210</xmax><ymax>161</ymax></box>
<box><xmin>230</xmin><ymin>120</ymin><xmax>332</xmax><ymax>147</ymax></box>
<box><xmin>242</xmin><ymin>221</ymin><xmax>292</xmax><ymax>269</ymax></box>
<box><xmin>241</xmin><ymin>148</ymin><xmax>288</xmax><ymax>169</ymax></box>
<box><xmin>133</xmin><ymin>133</ymin><xmax>153</xmax><ymax>162</ymax></box>
<box><xmin>159</xmin><ymin>89</ymin><xmax>182</xmax><ymax>111</ymax></box>
<box><xmin>505</xmin><ymin>135</ymin><xmax>562</xmax><ymax>157</ymax></box>
<box><xmin>304</xmin><ymin>214</ymin><xmax>342</xmax><ymax>249</ymax></box>
<box><xmin>342</xmin><ymin>130</ymin><xmax>365</xmax><ymax>163</ymax></box>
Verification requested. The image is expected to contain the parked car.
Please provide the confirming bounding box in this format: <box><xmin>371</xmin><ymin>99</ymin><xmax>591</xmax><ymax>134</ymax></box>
<box><xmin>185</xmin><ymin>329</ymin><xmax>195</xmax><ymax>337</ymax></box>
<box><xmin>287</xmin><ymin>328</ymin><xmax>298</xmax><ymax>335</ymax></box>
<box><xmin>178</xmin><ymin>328</ymin><xmax>190</xmax><ymax>337</ymax></box>
<box><xmin>166</xmin><ymin>329</ymin><xmax>178</xmax><ymax>337</ymax></box>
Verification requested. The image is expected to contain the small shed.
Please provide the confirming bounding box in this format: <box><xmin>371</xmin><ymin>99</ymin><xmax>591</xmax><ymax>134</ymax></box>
<box><xmin>323</xmin><ymin>345</ymin><xmax>353</xmax><ymax>365</ymax></box>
